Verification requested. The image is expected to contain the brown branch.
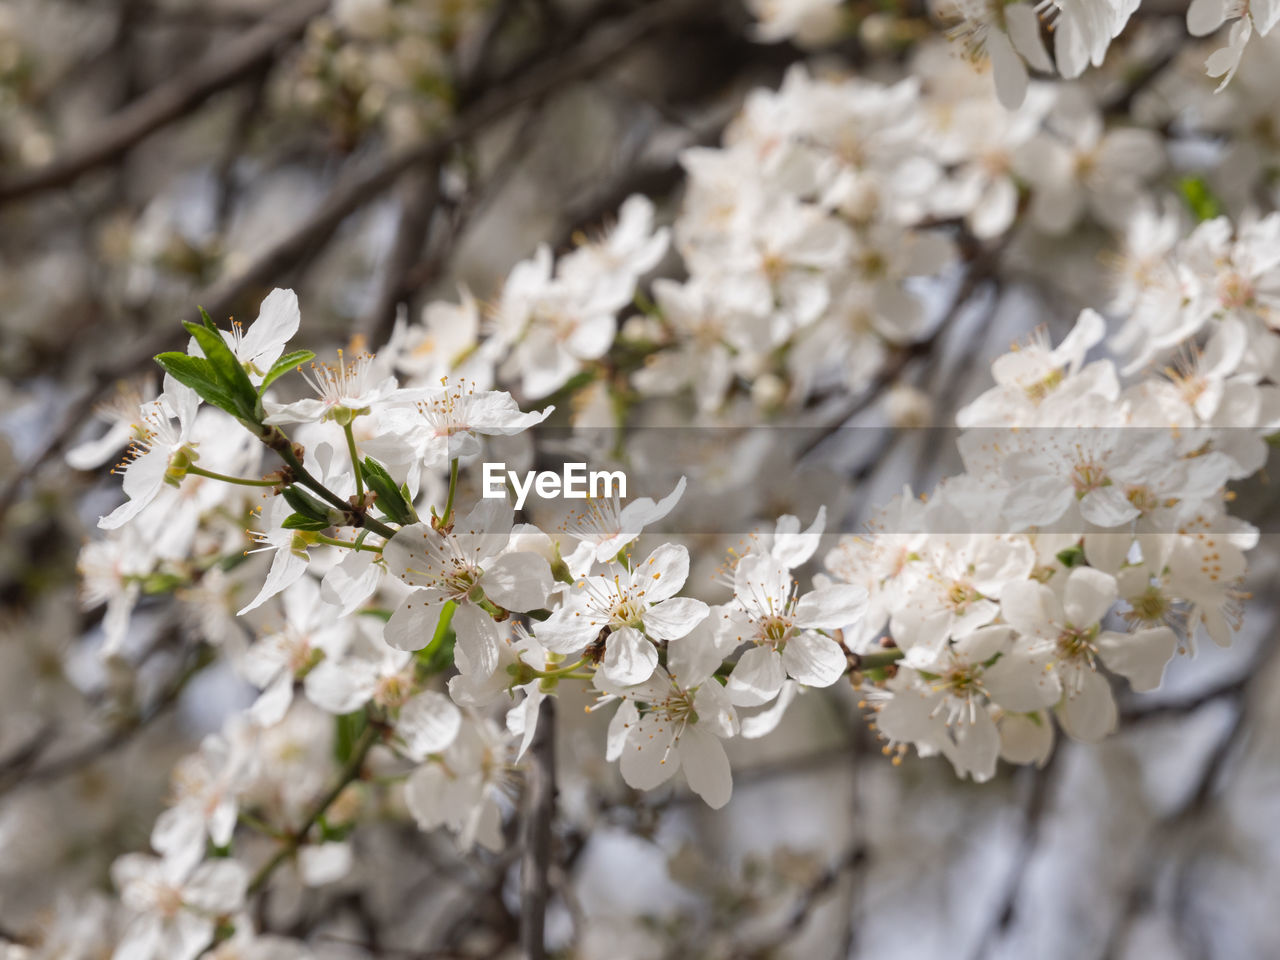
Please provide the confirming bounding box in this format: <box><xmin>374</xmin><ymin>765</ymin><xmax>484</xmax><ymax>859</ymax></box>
<box><xmin>966</xmin><ymin>750</ymin><xmax>1062</xmax><ymax>960</ymax></box>
<box><xmin>796</xmin><ymin>237</ymin><xmax>1002</xmax><ymax>463</ymax></box>
<box><xmin>740</xmin><ymin>842</ymin><xmax>866</xmax><ymax>958</ymax></box>
<box><xmin>0</xmin><ymin>0</ymin><xmax>702</xmax><ymax>529</ymax></box>
<box><xmin>0</xmin><ymin>0</ymin><xmax>326</xmax><ymax>203</ymax></box>
<box><xmin>0</xmin><ymin>642</ymin><xmax>212</xmax><ymax>797</ymax></box>
<box><xmin>357</xmin><ymin>166</ymin><xmax>442</xmax><ymax>347</ymax></box>
<box><xmin>519</xmin><ymin>696</ymin><xmax>557</xmax><ymax>960</ymax></box>
<box><xmin>1099</xmin><ymin>630</ymin><xmax>1280</xmax><ymax>960</ymax></box>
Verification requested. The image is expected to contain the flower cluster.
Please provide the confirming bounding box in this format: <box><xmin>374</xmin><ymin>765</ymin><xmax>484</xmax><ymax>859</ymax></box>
<box><xmin>41</xmin><ymin>18</ymin><xmax>1280</xmax><ymax>958</ymax></box>
<box><xmin>748</xmin><ymin>0</ymin><xmax>1273</xmax><ymax>98</ymax></box>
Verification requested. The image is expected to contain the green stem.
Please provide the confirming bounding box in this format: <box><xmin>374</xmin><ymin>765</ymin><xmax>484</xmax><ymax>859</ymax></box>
<box><xmin>270</xmin><ymin>431</ymin><xmax>396</xmax><ymax>540</ymax></box>
<box><xmin>536</xmin><ymin>658</ymin><xmax>587</xmax><ymax>679</ymax></box>
<box><xmin>247</xmin><ymin>720</ymin><xmax>379</xmax><ymax>895</ymax></box>
<box><xmin>187</xmin><ymin>464</ymin><xmax>278</xmax><ymax>487</ymax></box>
<box><xmin>855</xmin><ymin>648</ymin><xmax>905</xmax><ymax>671</ymax></box>
<box><xmin>315</xmin><ymin>534</ymin><xmax>382</xmax><ymax>554</ymax></box>
<box><xmin>343</xmin><ymin>422</ymin><xmax>364</xmax><ymax>499</ymax></box>
<box><xmin>238</xmin><ymin>810</ymin><xmax>288</xmax><ymax>840</ymax></box>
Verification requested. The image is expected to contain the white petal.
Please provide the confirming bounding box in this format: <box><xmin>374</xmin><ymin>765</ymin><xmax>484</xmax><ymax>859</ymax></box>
<box><xmin>161</xmin><ymin>911</ymin><xmax>214</xmax><ymax>960</ymax></box>
<box><xmin>510</xmin><ymin>685</ymin><xmax>546</xmax><ymax>760</ymax></box>
<box><xmin>770</xmin><ymin>505</ymin><xmax>826</xmax><ymax>569</ymax></box>
<box><xmin>238</xmin><ymin>546</ymin><xmax>308</xmax><ymax>616</ymax></box>
<box><xmin>693</xmin><ymin>680</ymin><xmax>739</xmax><ymax>739</ymax></box>
<box><xmin>250</xmin><ymin>671</ymin><xmax>295</xmax><ymax>727</ymax></box>
<box><xmin>603</xmin><ymin>625</ymin><xmax>659</xmax><ymax>686</ymax></box>
<box><xmin>533</xmin><ymin>599</ymin><xmax>600</xmax><ymax>654</ymax></box>
<box><xmin>740</xmin><ymin>681</ymin><xmax>799</xmax><ymax>739</ymax></box>
<box><xmin>1006</xmin><ymin>3</ymin><xmax>1054</xmax><ymax>71</ymax></box>
<box><xmin>382</xmin><ymin>522</ymin><xmax>438</xmax><ymax>584</ymax></box>
<box><xmin>150</xmin><ymin>806</ymin><xmax>206</xmax><ymax>878</ymax></box>
<box><xmin>952</xmin><ymin>704</ymin><xmax>1000</xmax><ymax>783</ymax></box>
<box><xmin>794</xmin><ymin>583</ymin><xmax>868</xmax><ymax>630</ymax></box>
<box><xmin>404</xmin><ymin>764</ymin><xmax>450</xmax><ymax>830</ymax></box>
<box><xmin>780</xmin><ymin>631</ymin><xmax>846</xmax><ymax>687</ymax></box>
<box><xmin>1097</xmin><ymin>627</ymin><xmax>1177</xmax><ymax>692</ymax></box>
<box><xmin>983</xmin><ymin>645</ymin><xmax>1061</xmax><ymax>711</ymax></box>
<box><xmin>482</xmin><ymin>551</ymin><xmax>552</xmax><ymax>612</ymax></box>
<box><xmin>112</xmin><ymin>915</ymin><xmax>162</xmax><ymax>960</ymax></box>
<box><xmin>1063</xmin><ymin>566</ymin><xmax>1118</xmax><ymax>626</ymax></box>
<box><xmin>1080</xmin><ymin>486</ymin><xmax>1140</xmax><ymax>528</ymax></box>
<box><xmin>452</xmin><ymin>602</ymin><xmax>502</xmax><ymax>677</ymax></box>
<box><xmin>320</xmin><ymin>550</ymin><xmax>382</xmax><ymax>616</ymax></box>
<box><xmin>1056</xmin><ymin>668</ymin><xmax>1117</xmax><ymax>742</ymax></box>
<box><xmin>1187</xmin><ymin>0</ymin><xmax>1227</xmax><ymax>34</ymax></box>
<box><xmin>665</xmin><ymin>618</ymin><xmax>726</xmax><ymax>686</ymax></box>
<box><xmin>988</xmin><ymin>27</ymin><xmax>1029</xmax><ymax>110</ymax></box>
<box><xmin>98</xmin><ymin>448</ymin><xmax>167</xmax><ymax>530</ymax></box>
<box><xmin>239</xmin><ymin>288</ymin><xmax>300</xmax><ymax>369</ymax></box>
<box><xmin>635</xmin><ymin>543</ymin><xmax>690</xmax><ymax>604</ymax></box>
<box><xmin>725</xmin><ymin>646</ymin><xmax>786</xmax><ymax>706</ymax></box>
<box><xmin>297</xmin><ymin>842</ymin><xmax>353</xmax><ymax>887</ymax></box>
<box><xmin>618</xmin><ymin>717</ymin><xmax>679</xmax><ymax>791</ymax></box>
<box><xmin>184</xmin><ymin>859</ymin><xmax>248</xmax><ymax>914</ymax></box>
<box><xmin>1054</xmin><ymin>1</ymin><xmax>1092</xmax><ymax>77</ymax></box>
<box><xmin>303</xmin><ymin>659</ymin><xmax>377</xmax><ymax>714</ymax></box>
<box><xmin>999</xmin><ymin>580</ymin><xmax>1061</xmax><ymax>636</ymax></box>
<box><xmin>383</xmin><ymin>592</ymin><xmax>446</xmax><ymax>652</ymax></box>
<box><xmin>1082</xmin><ymin>531</ymin><xmax>1132</xmax><ymax>574</ymax></box>
<box><xmin>606</xmin><ymin>699</ymin><xmax>639</xmax><ymax>762</ymax></box>
<box><xmin>678</xmin><ymin>730</ymin><xmax>733</xmax><ymax>809</ymax></box>
<box><xmin>397</xmin><ymin>691</ymin><xmax>463</xmax><ymax>759</ymax></box>
<box><xmin>644</xmin><ymin>597</ymin><xmax>709</xmax><ymax>641</ymax></box>
<box><xmin>998</xmin><ymin>710</ymin><xmax>1055</xmax><ymax>766</ymax></box>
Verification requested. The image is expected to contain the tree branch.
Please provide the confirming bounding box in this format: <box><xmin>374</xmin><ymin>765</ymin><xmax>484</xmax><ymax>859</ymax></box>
<box><xmin>0</xmin><ymin>0</ymin><xmax>702</xmax><ymax>530</ymax></box>
<box><xmin>520</xmin><ymin>696</ymin><xmax>557</xmax><ymax>960</ymax></box>
<box><xmin>0</xmin><ymin>0</ymin><xmax>326</xmax><ymax>203</ymax></box>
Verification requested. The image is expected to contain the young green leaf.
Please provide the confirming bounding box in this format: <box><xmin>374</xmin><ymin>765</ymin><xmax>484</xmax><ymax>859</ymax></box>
<box><xmin>182</xmin><ymin>316</ymin><xmax>260</xmax><ymax>423</ymax></box>
<box><xmin>281</xmin><ymin>513</ymin><xmax>331</xmax><ymax>531</ymax></box>
<box><xmin>259</xmin><ymin>349</ymin><xmax>316</xmax><ymax>393</ymax></box>
<box><xmin>361</xmin><ymin>456</ymin><xmax>415</xmax><ymax>525</ymax></box>
<box><xmin>283</xmin><ymin>486</ymin><xmax>334</xmax><ymax>522</ymax></box>
<box><xmin>333</xmin><ymin>710</ymin><xmax>368</xmax><ymax>765</ymax></box>
<box><xmin>155</xmin><ymin>352</ymin><xmax>245</xmax><ymax>419</ymax></box>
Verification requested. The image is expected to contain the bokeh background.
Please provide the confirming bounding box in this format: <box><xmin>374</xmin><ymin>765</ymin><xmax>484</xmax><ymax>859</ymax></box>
<box><xmin>2</xmin><ymin>1</ymin><xmax>1279</xmax><ymax>958</ymax></box>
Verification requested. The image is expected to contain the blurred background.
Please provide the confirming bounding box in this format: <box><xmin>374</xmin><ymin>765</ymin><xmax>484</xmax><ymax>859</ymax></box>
<box><xmin>2</xmin><ymin>0</ymin><xmax>1279</xmax><ymax>958</ymax></box>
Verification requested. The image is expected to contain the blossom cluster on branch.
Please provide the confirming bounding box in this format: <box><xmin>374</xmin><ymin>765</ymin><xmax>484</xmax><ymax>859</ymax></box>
<box><xmin>1</xmin><ymin>0</ymin><xmax>1276</xmax><ymax>956</ymax></box>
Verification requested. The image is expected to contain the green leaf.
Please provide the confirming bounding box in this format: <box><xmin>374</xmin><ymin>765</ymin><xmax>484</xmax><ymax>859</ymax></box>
<box><xmin>1056</xmin><ymin>544</ymin><xmax>1085</xmax><ymax>568</ymax></box>
<box><xmin>281</xmin><ymin>513</ymin><xmax>330</xmax><ymax>531</ymax></box>
<box><xmin>283</xmin><ymin>486</ymin><xmax>333</xmax><ymax>521</ymax></box>
<box><xmin>333</xmin><ymin>710</ymin><xmax>368</xmax><ymax>765</ymax></box>
<box><xmin>361</xmin><ymin>456</ymin><xmax>415</xmax><ymax>525</ymax></box>
<box><xmin>155</xmin><ymin>352</ymin><xmax>244</xmax><ymax>418</ymax></box>
<box><xmin>1177</xmin><ymin>176</ymin><xmax>1222</xmax><ymax>223</ymax></box>
<box><xmin>183</xmin><ymin>315</ymin><xmax>260</xmax><ymax>423</ymax></box>
<box><xmin>259</xmin><ymin>349</ymin><xmax>316</xmax><ymax>393</ymax></box>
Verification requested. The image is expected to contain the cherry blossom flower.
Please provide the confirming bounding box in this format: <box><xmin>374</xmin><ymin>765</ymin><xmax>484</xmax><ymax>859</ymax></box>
<box><xmin>98</xmin><ymin>377</ymin><xmax>200</xmax><ymax>530</ymax></box>
<box><xmin>111</xmin><ymin>854</ymin><xmax>247</xmax><ymax>960</ymax></box>
<box><xmin>382</xmin><ymin>500</ymin><xmax>553</xmax><ymax>673</ymax></box>
<box><xmin>537</xmin><ymin>543</ymin><xmax>709</xmax><ymax>686</ymax></box>
<box><xmin>720</xmin><ymin>553</ymin><xmax>867</xmax><ymax>706</ymax></box>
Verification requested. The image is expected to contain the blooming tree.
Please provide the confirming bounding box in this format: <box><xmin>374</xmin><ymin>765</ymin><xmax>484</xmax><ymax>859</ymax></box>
<box><xmin>1</xmin><ymin>0</ymin><xmax>1279</xmax><ymax>957</ymax></box>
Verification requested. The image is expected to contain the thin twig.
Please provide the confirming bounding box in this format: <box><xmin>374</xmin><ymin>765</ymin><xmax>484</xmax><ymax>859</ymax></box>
<box><xmin>519</xmin><ymin>696</ymin><xmax>557</xmax><ymax>960</ymax></box>
<box><xmin>0</xmin><ymin>0</ymin><xmax>701</xmax><ymax>529</ymax></box>
<box><xmin>0</xmin><ymin>0</ymin><xmax>326</xmax><ymax>203</ymax></box>
<box><xmin>247</xmin><ymin>719</ymin><xmax>380</xmax><ymax>895</ymax></box>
